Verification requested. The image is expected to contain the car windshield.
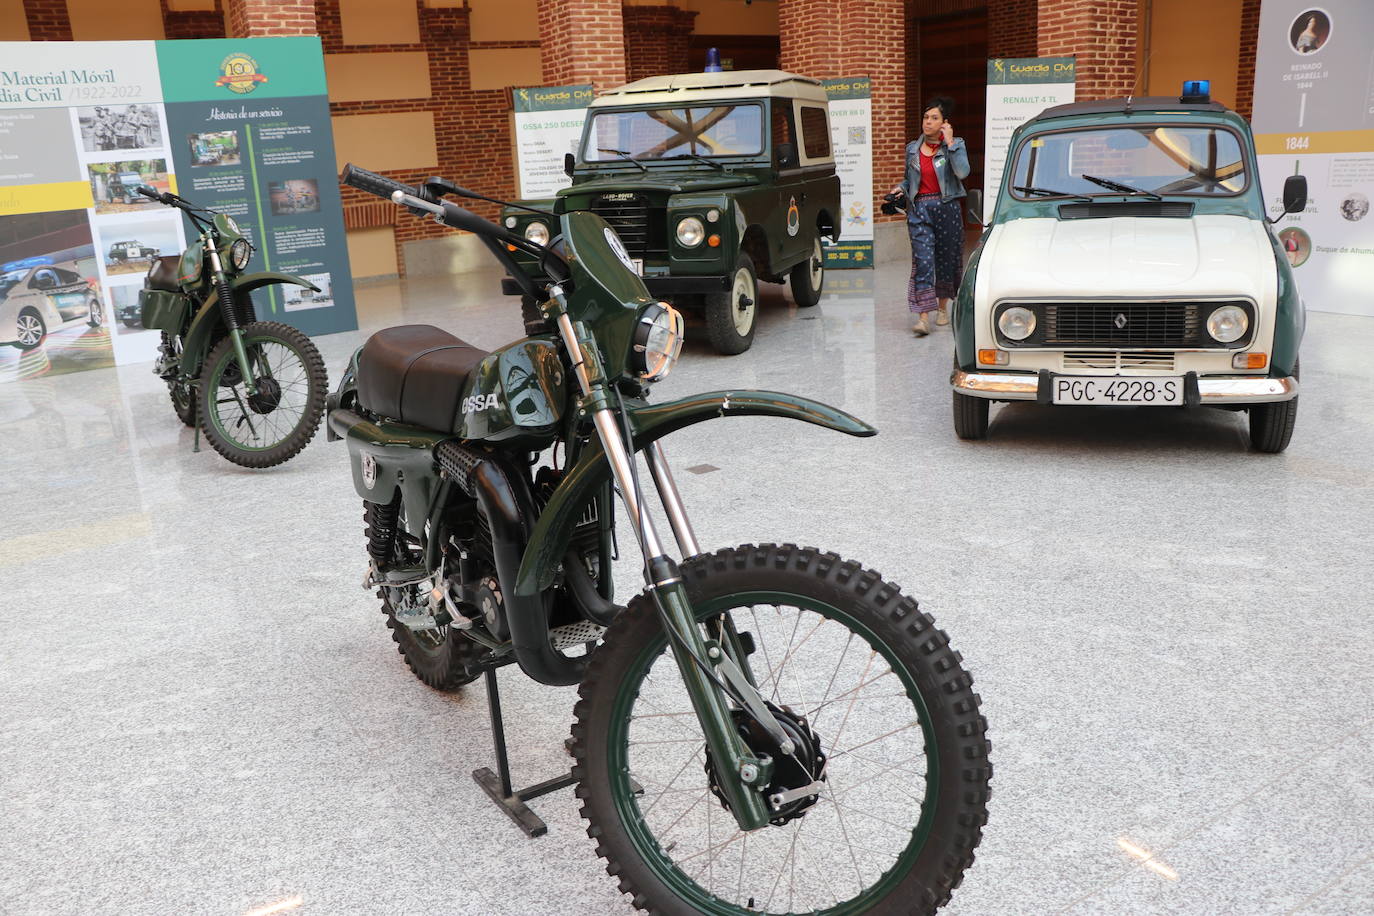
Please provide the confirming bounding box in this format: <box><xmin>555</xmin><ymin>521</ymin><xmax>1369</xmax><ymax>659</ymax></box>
<box><xmin>0</xmin><ymin>269</ymin><xmax>26</xmax><ymax>298</ymax></box>
<box><xmin>583</xmin><ymin>104</ymin><xmax>763</xmax><ymax>161</ymax></box>
<box><xmin>1010</xmin><ymin>124</ymin><xmax>1248</xmax><ymax>198</ymax></box>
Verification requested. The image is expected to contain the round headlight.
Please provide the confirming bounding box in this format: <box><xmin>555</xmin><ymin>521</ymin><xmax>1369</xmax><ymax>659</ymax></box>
<box><xmin>524</xmin><ymin>221</ymin><xmax>550</xmax><ymax>246</ymax></box>
<box><xmin>229</xmin><ymin>238</ymin><xmax>253</xmax><ymax>271</ymax></box>
<box><xmin>706</xmin><ymin>208</ymin><xmax>720</xmax><ymax>223</ymax></box>
<box><xmin>676</xmin><ymin>216</ymin><xmax>705</xmax><ymax>247</ymax></box>
<box><xmin>997</xmin><ymin>306</ymin><xmax>1036</xmax><ymax>341</ymax></box>
<box><xmin>632</xmin><ymin>302</ymin><xmax>685</xmax><ymax>383</ymax></box>
<box><xmin>504</xmin><ymin>216</ymin><xmax>518</xmax><ymax>229</ymax></box>
<box><xmin>1206</xmin><ymin>305</ymin><xmax>1248</xmax><ymax>343</ymax></box>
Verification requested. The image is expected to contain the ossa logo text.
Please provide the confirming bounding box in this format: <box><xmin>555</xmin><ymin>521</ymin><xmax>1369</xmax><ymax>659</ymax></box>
<box><xmin>463</xmin><ymin>393</ymin><xmax>501</xmax><ymax>413</ymax></box>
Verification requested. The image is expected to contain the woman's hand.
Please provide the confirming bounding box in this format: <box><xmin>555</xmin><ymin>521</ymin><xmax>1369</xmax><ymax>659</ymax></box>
<box><xmin>941</xmin><ymin>122</ymin><xmax>954</xmax><ymax>145</ymax></box>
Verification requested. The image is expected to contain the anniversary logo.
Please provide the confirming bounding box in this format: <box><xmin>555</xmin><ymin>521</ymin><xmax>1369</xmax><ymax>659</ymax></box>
<box><xmin>215</xmin><ymin>52</ymin><xmax>268</xmax><ymax>95</ymax></box>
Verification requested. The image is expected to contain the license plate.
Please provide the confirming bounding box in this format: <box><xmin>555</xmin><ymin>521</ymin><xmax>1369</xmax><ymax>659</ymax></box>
<box><xmin>1052</xmin><ymin>376</ymin><xmax>1184</xmax><ymax>406</ymax></box>
<box><xmin>632</xmin><ymin>258</ymin><xmax>643</xmax><ymax>276</ymax></box>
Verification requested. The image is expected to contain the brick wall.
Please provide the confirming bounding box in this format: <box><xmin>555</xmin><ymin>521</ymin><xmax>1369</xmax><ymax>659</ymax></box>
<box><xmin>781</xmin><ymin>0</ymin><xmax>907</xmax><ymax>224</ymax></box>
<box><xmin>225</xmin><ymin>0</ymin><xmax>315</xmax><ymax>37</ymax></box>
<box><xmin>623</xmin><ymin>5</ymin><xmax>697</xmax><ymax>82</ymax></box>
<box><xmin>159</xmin><ymin>0</ymin><xmax>226</xmax><ymax>40</ymax></box>
<box><xmin>989</xmin><ymin>0</ymin><xmax>1038</xmax><ymax>59</ymax></box>
<box><xmin>538</xmin><ymin>0</ymin><xmax>626</xmax><ymax>92</ymax></box>
<box><xmin>21</xmin><ymin>0</ymin><xmax>70</xmax><ymax>40</ymax></box>
<box><xmin>1234</xmin><ymin>0</ymin><xmax>1260</xmax><ymax>120</ymax></box>
<box><xmin>1037</xmin><ymin>0</ymin><xmax>1138</xmax><ymax>100</ymax></box>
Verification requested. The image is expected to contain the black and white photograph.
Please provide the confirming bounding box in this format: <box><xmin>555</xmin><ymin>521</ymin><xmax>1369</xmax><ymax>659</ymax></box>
<box><xmin>76</xmin><ymin>104</ymin><xmax>164</xmax><ymax>153</ymax></box>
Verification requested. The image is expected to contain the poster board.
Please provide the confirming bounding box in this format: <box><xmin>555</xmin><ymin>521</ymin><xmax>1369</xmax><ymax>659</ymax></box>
<box><xmin>983</xmin><ymin>57</ymin><xmax>1076</xmax><ymax>224</ymax></box>
<box><xmin>823</xmin><ymin>76</ymin><xmax>873</xmax><ymax>268</ymax></box>
<box><xmin>512</xmin><ymin>84</ymin><xmax>593</xmax><ymax>200</ymax></box>
<box><xmin>0</xmin><ymin>37</ymin><xmax>356</xmax><ymax>383</ymax></box>
<box><xmin>1251</xmin><ymin>1</ymin><xmax>1374</xmax><ymax>317</ymax></box>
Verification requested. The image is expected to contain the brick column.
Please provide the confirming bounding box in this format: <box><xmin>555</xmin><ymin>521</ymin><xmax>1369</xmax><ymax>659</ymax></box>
<box><xmin>780</xmin><ymin>0</ymin><xmax>907</xmax><ymax>226</ymax></box>
<box><xmin>537</xmin><ymin>0</ymin><xmax>626</xmax><ymax>92</ymax></box>
<box><xmin>622</xmin><ymin>5</ymin><xmax>698</xmax><ymax>82</ymax></box>
<box><xmin>225</xmin><ymin>0</ymin><xmax>316</xmax><ymax>38</ymax></box>
<box><xmin>1037</xmin><ymin>0</ymin><xmax>1138</xmax><ymax>100</ymax></box>
<box><xmin>22</xmin><ymin>0</ymin><xmax>71</xmax><ymax>40</ymax></box>
<box><xmin>160</xmin><ymin>0</ymin><xmax>227</xmax><ymax>40</ymax></box>
<box><xmin>1234</xmin><ymin>0</ymin><xmax>1260</xmax><ymax>121</ymax></box>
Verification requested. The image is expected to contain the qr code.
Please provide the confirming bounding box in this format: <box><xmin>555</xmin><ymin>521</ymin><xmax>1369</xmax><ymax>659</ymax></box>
<box><xmin>848</xmin><ymin>126</ymin><xmax>866</xmax><ymax>145</ymax></box>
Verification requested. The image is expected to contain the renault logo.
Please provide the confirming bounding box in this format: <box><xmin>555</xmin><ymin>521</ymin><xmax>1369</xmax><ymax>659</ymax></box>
<box><xmin>1114</xmin><ymin>312</ymin><xmax>1128</xmax><ymax>329</ymax></box>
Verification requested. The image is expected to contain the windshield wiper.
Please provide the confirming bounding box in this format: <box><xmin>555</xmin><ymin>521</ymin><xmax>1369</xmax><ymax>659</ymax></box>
<box><xmin>597</xmin><ymin>148</ymin><xmax>647</xmax><ymax>172</ymax></box>
<box><xmin>1014</xmin><ymin>185</ymin><xmax>1091</xmax><ymax>202</ymax></box>
<box><xmin>662</xmin><ymin>152</ymin><xmax>726</xmax><ymax>172</ymax></box>
<box><xmin>1077</xmin><ymin>174</ymin><xmax>1162</xmax><ymax>200</ymax></box>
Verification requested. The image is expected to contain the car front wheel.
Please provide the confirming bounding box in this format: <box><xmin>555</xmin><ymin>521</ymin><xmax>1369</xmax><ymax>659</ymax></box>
<box><xmin>704</xmin><ymin>252</ymin><xmax>758</xmax><ymax>355</ymax></box>
<box><xmin>15</xmin><ymin>309</ymin><xmax>47</xmax><ymax>350</ymax></box>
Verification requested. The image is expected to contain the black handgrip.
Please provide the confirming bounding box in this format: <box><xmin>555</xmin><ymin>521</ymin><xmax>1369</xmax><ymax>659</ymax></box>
<box><xmin>340</xmin><ymin>163</ymin><xmax>414</xmax><ymax>201</ymax></box>
<box><xmin>136</xmin><ymin>186</ymin><xmax>160</xmax><ymax>200</ymax></box>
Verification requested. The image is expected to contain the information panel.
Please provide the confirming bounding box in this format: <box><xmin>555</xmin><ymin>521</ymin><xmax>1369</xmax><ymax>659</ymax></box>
<box><xmin>983</xmin><ymin>57</ymin><xmax>1076</xmax><ymax>224</ymax></box>
<box><xmin>823</xmin><ymin>77</ymin><xmax>873</xmax><ymax>268</ymax></box>
<box><xmin>512</xmin><ymin>84</ymin><xmax>592</xmax><ymax>200</ymax></box>
<box><xmin>0</xmin><ymin>37</ymin><xmax>355</xmax><ymax>383</ymax></box>
<box><xmin>1252</xmin><ymin>1</ymin><xmax>1374</xmax><ymax>317</ymax></box>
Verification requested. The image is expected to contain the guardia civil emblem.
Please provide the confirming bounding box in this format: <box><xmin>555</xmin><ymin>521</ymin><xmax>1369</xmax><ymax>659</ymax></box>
<box><xmin>786</xmin><ymin>196</ymin><xmax>800</xmax><ymax>237</ymax></box>
<box><xmin>216</xmin><ymin>53</ymin><xmax>268</xmax><ymax>95</ymax></box>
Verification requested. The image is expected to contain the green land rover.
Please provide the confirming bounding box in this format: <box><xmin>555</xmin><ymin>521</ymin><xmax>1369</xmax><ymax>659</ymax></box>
<box><xmin>502</xmin><ymin>69</ymin><xmax>841</xmax><ymax>355</ymax></box>
<box><xmin>951</xmin><ymin>87</ymin><xmax>1308</xmax><ymax>453</ymax></box>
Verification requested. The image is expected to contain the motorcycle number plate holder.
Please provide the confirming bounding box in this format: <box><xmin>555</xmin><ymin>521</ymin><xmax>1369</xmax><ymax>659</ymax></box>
<box><xmin>632</xmin><ymin>258</ymin><xmax>643</xmax><ymax>276</ymax></box>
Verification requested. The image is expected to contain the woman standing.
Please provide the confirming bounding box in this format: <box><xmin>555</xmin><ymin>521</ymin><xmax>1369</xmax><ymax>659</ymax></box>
<box><xmin>895</xmin><ymin>96</ymin><xmax>970</xmax><ymax>337</ymax></box>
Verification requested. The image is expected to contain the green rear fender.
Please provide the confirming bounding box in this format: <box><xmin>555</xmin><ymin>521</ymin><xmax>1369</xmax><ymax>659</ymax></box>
<box><xmin>514</xmin><ymin>390</ymin><xmax>876</xmax><ymax>597</ymax></box>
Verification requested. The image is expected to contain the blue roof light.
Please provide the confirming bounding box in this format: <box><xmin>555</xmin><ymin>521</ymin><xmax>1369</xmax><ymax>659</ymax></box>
<box><xmin>1181</xmin><ymin>80</ymin><xmax>1210</xmax><ymax>103</ymax></box>
<box><xmin>705</xmin><ymin>47</ymin><xmax>722</xmax><ymax>73</ymax></box>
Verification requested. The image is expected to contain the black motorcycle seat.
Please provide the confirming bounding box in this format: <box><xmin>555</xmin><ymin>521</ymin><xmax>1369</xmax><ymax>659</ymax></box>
<box><xmin>356</xmin><ymin>324</ymin><xmax>489</xmax><ymax>433</ymax></box>
<box><xmin>146</xmin><ymin>255</ymin><xmax>181</xmax><ymax>292</ymax></box>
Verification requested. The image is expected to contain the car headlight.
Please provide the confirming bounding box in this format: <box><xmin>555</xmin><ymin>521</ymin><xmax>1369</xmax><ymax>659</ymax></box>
<box><xmin>675</xmin><ymin>216</ymin><xmax>705</xmax><ymax>248</ymax></box>
<box><xmin>997</xmin><ymin>306</ymin><xmax>1036</xmax><ymax>341</ymax></box>
<box><xmin>229</xmin><ymin>238</ymin><xmax>253</xmax><ymax>271</ymax></box>
<box><xmin>524</xmin><ymin>221</ymin><xmax>550</xmax><ymax>246</ymax></box>
<box><xmin>504</xmin><ymin>216</ymin><xmax>518</xmax><ymax>229</ymax></box>
<box><xmin>632</xmin><ymin>301</ymin><xmax>685</xmax><ymax>382</ymax></box>
<box><xmin>1206</xmin><ymin>305</ymin><xmax>1248</xmax><ymax>343</ymax></box>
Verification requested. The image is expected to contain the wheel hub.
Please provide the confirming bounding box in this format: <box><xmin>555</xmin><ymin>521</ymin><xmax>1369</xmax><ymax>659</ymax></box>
<box><xmin>704</xmin><ymin>702</ymin><xmax>827</xmax><ymax>826</ymax></box>
<box><xmin>247</xmin><ymin>376</ymin><xmax>281</xmax><ymax>414</ymax></box>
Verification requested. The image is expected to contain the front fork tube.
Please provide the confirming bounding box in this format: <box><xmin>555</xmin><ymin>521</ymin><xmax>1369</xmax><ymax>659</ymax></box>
<box><xmin>208</xmin><ymin>248</ymin><xmax>257</xmax><ymax>395</ymax></box>
<box><xmin>551</xmin><ymin>291</ymin><xmax>771</xmax><ymax>831</ymax></box>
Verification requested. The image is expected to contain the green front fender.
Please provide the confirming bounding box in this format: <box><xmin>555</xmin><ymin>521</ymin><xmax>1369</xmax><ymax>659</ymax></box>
<box><xmin>514</xmin><ymin>390</ymin><xmax>876</xmax><ymax>597</ymax></box>
<box><xmin>232</xmin><ymin>269</ymin><xmax>321</xmax><ymax>295</ymax></box>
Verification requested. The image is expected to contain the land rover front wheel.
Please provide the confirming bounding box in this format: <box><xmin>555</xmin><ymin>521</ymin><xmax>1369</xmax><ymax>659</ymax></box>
<box><xmin>789</xmin><ymin>236</ymin><xmax>825</xmax><ymax>307</ymax></box>
<box><xmin>705</xmin><ymin>252</ymin><xmax>758</xmax><ymax>355</ymax></box>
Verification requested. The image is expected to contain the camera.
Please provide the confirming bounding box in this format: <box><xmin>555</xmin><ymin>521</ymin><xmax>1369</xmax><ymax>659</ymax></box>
<box><xmin>880</xmin><ymin>190</ymin><xmax>909</xmax><ymax>216</ymax></box>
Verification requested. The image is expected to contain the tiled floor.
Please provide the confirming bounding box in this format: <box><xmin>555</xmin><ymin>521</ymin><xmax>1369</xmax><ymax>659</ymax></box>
<box><xmin>2</xmin><ymin>260</ymin><xmax>1371</xmax><ymax>915</ymax></box>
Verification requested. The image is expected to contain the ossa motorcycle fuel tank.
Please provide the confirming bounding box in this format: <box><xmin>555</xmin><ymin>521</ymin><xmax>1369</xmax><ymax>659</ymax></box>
<box><xmin>455</xmin><ymin>337</ymin><xmax>567</xmax><ymax>446</ymax></box>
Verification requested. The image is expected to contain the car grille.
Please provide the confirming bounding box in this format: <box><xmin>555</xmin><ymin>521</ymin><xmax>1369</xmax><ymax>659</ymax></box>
<box><xmin>1062</xmin><ymin>351</ymin><xmax>1176</xmax><ymax>372</ymax></box>
<box><xmin>1042</xmin><ymin>302</ymin><xmax>1204</xmax><ymax>348</ymax></box>
<box><xmin>589</xmin><ymin>194</ymin><xmax>666</xmax><ymax>257</ymax></box>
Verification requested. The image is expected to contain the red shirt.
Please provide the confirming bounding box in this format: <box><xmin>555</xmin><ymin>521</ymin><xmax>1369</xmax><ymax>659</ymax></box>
<box><xmin>917</xmin><ymin>144</ymin><xmax>940</xmax><ymax>195</ymax></box>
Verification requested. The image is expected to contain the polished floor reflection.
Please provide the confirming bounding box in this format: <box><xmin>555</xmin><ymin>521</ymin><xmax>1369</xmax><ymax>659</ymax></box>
<box><xmin>2</xmin><ymin>261</ymin><xmax>1372</xmax><ymax>915</ymax></box>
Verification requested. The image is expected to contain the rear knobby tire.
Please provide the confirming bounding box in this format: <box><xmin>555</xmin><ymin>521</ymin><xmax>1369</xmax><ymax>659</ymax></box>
<box><xmin>198</xmin><ymin>320</ymin><xmax>327</xmax><ymax>468</ymax></box>
<box><xmin>364</xmin><ymin>496</ymin><xmax>482</xmax><ymax>690</ymax></box>
<box><xmin>572</xmin><ymin>543</ymin><xmax>991</xmax><ymax>916</ymax></box>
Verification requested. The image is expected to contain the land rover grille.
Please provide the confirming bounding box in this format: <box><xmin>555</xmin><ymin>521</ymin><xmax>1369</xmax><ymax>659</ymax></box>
<box><xmin>589</xmin><ymin>193</ymin><xmax>666</xmax><ymax>258</ymax></box>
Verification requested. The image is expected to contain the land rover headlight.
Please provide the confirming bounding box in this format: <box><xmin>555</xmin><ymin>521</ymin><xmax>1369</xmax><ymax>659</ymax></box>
<box><xmin>997</xmin><ymin>306</ymin><xmax>1036</xmax><ymax>341</ymax></box>
<box><xmin>632</xmin><ymin>301</ymin><xmax>685</xmax><ymax>382</ymax></box>
<box><xmin>675</xmin><ymin>216</ymin><xmax>705</xmax><ymax>248</ymax></box>
<box><xmin>1206</xmin><ymin>305</ymin><xmax>1248</xmax><ymax>343</ymax></box>
<box><xmin>229</xmin><ymin>238</ymin><xmax>253</xmax><ymax>271</ymax></box>
<box><xmin>524</xmin><ymin>221</ymin><xmax>550</xmax><ymax>246</ymax></box>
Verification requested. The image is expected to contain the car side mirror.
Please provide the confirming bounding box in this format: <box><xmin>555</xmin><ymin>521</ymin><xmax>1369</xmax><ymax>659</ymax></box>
<box><xmin>776</xmin><ymin>142</ymin><xmax>797</xmax><ymax>169</ymax></box>
<box><xmin>1283</xmin><ymin>175</ymin><xmax>1307</xmax><ymax>215</ymax></box>
<box><xmin>965</xmin><ymin>189</ymin><xmax>984</xmax><ymax>225</ymax></box>
<box><xmin>564</xmin><ymin>153</ymin><xmax>575</xmax><ymax>178</ymax></box>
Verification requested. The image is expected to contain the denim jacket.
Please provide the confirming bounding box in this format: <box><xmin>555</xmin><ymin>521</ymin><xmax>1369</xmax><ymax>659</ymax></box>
<box><xmin>900</xmin><ymin>137</ymin><xmax>970</xmax><ymax>206</ymax></box>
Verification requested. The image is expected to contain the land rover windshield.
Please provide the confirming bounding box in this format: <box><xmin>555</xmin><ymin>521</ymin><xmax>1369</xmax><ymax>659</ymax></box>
<box><xmin>581</xmin><ymin>104</ymin><xmax>764</xmax><ymax>162</ymax></box>
<box><xmin>1010</xmin><ymin>125</ymin><xmax>1248</xmax><ymax>199</ymax></box>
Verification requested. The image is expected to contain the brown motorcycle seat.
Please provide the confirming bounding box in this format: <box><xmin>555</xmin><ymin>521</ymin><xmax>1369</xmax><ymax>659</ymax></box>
<box><xmin>146</xmin><ymin>255</ymin><xmax>181</xmax><ymax>292</ymax></box>
<box><xmin>356</xmin><ymin>324</ymin><xmax>489</xmax><ymax>433</ymax></box>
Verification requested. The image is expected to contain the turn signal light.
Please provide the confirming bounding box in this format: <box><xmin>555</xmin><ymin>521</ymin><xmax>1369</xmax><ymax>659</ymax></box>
<box><xmin>978</xmin><ymin>349</ymin><xmax>1008</xmax><ymax>366</ymax></box>
<box><xmin>708</xmin><ymin>234</ymin><xmax>721</xmax><ymax>247</ymax></box>
<box><xmin>506</xmin><ymin>243</ymin><xmax>518</xmax><ymax>252</ymax></box>
<box><xmin>1233</xmin><ymin>352</ymin><xmax>1267</xmax><ymax>369</ymax></box>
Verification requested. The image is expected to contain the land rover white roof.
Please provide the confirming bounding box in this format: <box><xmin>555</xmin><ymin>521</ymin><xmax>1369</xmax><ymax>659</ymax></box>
<box><xmin>590</xmin><ymin>70</ymin><xmax>828</xmax><ymax>108</ymax></box>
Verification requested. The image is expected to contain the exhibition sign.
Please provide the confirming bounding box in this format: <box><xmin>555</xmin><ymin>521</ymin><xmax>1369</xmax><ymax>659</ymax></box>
<box><xmin>1252</xmin><ymin>0</ymin><xmax>1373</xmax><ymax>317</ymax></box>
<box><xmin>823</xmin><ymin>76</ymin><xmax>873</xmax><ymax>268</ymax></box>
<box><xmin>983</xmin><ymin>57</ymin><xmax>1076</xmax><ymax>224</ymax></box>
<box><xmin>0</xmin><ymin>37</ymin><xmax>356</xmax><ymax>383</ymax></box>
<box><xmin>512</xmin><ymin>84</ymin><xmax>593</xmax><ymax>200</ymax></box>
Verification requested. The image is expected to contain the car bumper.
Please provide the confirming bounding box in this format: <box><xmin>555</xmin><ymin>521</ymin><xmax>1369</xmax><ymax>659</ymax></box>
<box><xmin>950</xmin><ymin>369</ymin><xmax>1299</xmax><ymax>405</ymax></box>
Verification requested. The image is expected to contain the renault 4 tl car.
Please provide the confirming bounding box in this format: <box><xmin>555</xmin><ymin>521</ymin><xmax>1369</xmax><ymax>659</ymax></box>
<box><xmin>501</xmin><ymin>69</ymin><xmax>840</xmax><ymax>355</ymax></box>
<box><xmin>951</xmin><ymin>87</ymin><xmax>1307</xmax><ymax>453</ymax></box>
<box><xmin>0</xmin><ymin>261</ymin><xmax>103</xmax><ymax>349</ymax></box>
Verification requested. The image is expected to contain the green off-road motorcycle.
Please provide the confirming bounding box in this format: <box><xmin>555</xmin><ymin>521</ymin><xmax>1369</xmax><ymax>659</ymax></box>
<box><xmin>330</xmin><ymin>164</ymin><xmax>991</xmax><ymax>915</ymax></box>
<box><xmin>136</xmin><ymin>186</ymin><xmax>327</xmax><ymax>468</ymax></box>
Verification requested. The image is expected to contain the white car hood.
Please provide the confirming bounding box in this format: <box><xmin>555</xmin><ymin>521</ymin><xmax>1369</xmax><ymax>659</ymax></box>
<box><xmin>977</xmin><ymin>214</ymin><xmax>1276</xmax><ymax>306</ymax></box>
